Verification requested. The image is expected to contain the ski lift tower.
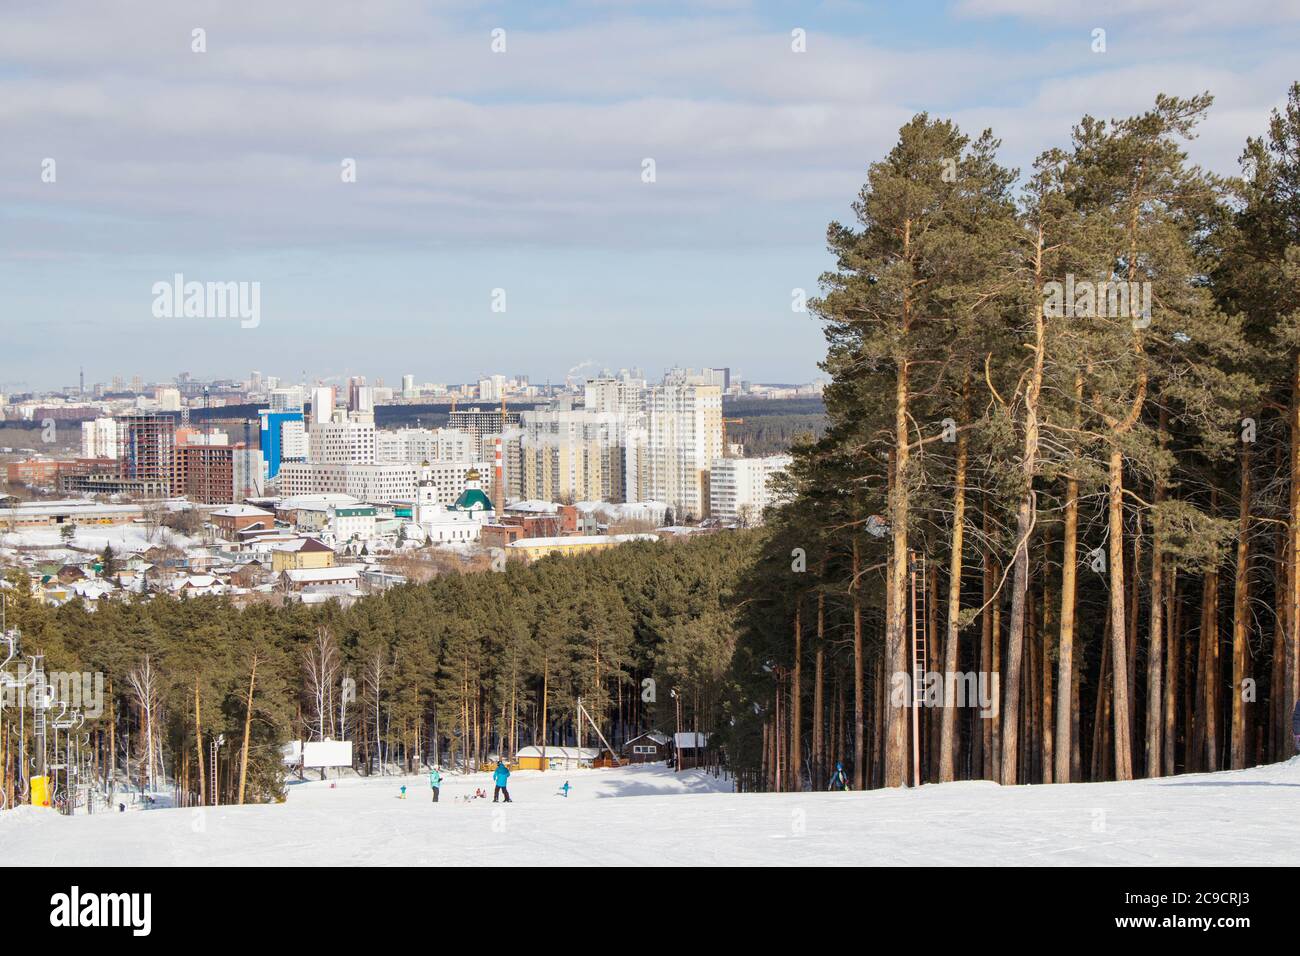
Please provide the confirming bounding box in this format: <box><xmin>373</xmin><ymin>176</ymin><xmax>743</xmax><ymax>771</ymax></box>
<box><xmin>575</xmin><ymin>696</ymin><xmax>619</xmax><ymax>766</ymax></box>
<box><xmin>50</xmin><ymin>702</ymin><xmax>80</xmax><ymax>814</ymax></box>
<box><xmin>0</xmin><ymin>626</ymin><xmax>19</xmax><ymax>809</ymax></box>
<box><xmin>28</xmin><ymin>653</ymin><xmax>51</xmax><ymax>806</ymax></box>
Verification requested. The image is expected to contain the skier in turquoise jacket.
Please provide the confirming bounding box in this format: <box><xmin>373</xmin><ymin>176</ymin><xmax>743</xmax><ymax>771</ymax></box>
<box><xmin>828</xmin><ymin>762</ymin><xmax>850</xmax><ymax>791</ymax></box>
<box><xmin>429</xmin><ymin>767</ymin><xmax>443</xmax><ymax>803</ymax></box>
<box><xmin>492</xmin><ymin>760</ymin><xmax>512</xmax><ymax>803</ymax></box>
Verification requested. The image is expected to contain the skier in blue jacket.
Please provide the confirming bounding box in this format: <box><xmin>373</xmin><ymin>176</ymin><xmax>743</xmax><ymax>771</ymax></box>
<box><xmin>828</xmin><ymin>762</ymin><xmax>850</xmax><ymax>792</ymax></box>
<box><xmin>492</xmin><ymin>759</ymin><xmax>512</xmax><ymax>803</ymax></box>
<box><xmin>429</xmin><ymin>767</ymin><xmax>443</xmax><ymax>803</ymax></box>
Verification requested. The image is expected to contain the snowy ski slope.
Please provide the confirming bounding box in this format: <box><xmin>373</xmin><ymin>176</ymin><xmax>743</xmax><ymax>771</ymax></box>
<box><xmin>2</xmin><ymin>758</ymin><xmax>1296</xmax><ymax>866</ymax></box>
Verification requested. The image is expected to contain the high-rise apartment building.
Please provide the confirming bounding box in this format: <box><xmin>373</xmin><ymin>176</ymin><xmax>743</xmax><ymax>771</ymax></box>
<box><xmin>80</xmin><ymin>417</ymin><xmax>118</xmax><ymax>459</ymax></box>
<box><xmin>448</xmin><ymin>407</ymin><xmax>521</xmax><ymax>458</ymax></box>
<box><xmin>513</xmin><ymin>409</ymin><xmax>631</xmax><ymax>503</ymax></box>
<box><xmin>259</xmin><ymin>408</ymin><xmax>306</xmax><ymax>479</ymax></box>
<box><xmin>309</xmin><ymin>419</ymin><xmax>376</xmax><ymax>464</ymax></box>
<box><xmin>116</xmin><ymin>413</ymin><xmax>177</xmax><ymax>494</ymax></box>
<box><xmin>375</xmin><ymin>427</ymin><xmax>473</xmax><ymax>464</ymax></box>
<box><xmin>645</xmin><ymin>383</ymin><xmax>722</xmax><ymax>520</ymax></box>
<box><xmin>709</xmin><ymin>455</ymin><xmax>791</xmax><ymax>525</ymax></box>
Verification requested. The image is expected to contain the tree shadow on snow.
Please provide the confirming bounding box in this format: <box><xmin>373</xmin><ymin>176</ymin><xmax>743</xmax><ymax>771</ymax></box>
<box><xmin>1157</xmin><ymin>780</ymin><xmax>1300</xmax><ymax>788</ymax></box>
<box><xmin>592</xmin><ymin>774</ymin><xmax>730</xmax><ymax>798</ymax></box>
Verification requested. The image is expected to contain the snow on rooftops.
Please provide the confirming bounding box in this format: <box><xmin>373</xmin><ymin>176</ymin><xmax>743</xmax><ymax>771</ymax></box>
<box><xmin>506</xmin><ymin>500</ymin><xmax>559</xmax><ymax>513</ymax></box>
<box><xmin>283</xmin><ymin>566</ymin><xmax>362</xmax><ymax>583</ymax></box>
<box><xmin>515</xmin><ymin>746</ymin><xmax>603</xmax><ymax>760</ymax></box>
<box><xmin>210</xmin><ymin>504</ymin><xmax>275</xmax><ymax>517</ymax></box>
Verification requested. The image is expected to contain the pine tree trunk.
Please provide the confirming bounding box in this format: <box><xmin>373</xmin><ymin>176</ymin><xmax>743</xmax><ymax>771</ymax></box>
<box><xmin>939</xmin><ymin>413</ymin><xmax>968</xmax><ymax>782</ymax></box>
<box><xmin>1002</xmin><ymin>232</ymin><xmax>1047</xmax><ymax>786</ymax></box>
<box><xmin>1291</xmin><ymin>355</ymin><xmax>1300</xmax><ymax>743</ymax></box>
<box><xmin>812</xmin><ymin>570</ymin><xmax>826</xmax><ymax>787</ymax></box>
<box><xmin>981</xmin><ymin>506</ymin><xmax>994</xmax><ymax>779</ymax></box>
<box><xmin>1106</xmin><ymin>447</ymin><xmax>1135</xmax><ymax>780</ymax></box>
<box><xmin>1231</xmin><ymin>443</ymin><xmax>1252</xmax><ymax>769</ymax></box>
<box><xmin>791</xmin><ymin>600</ymin><xmax>803</xmax><ymax>791</ymax></box>
<box><xmin>1056</xmin><ymin>474</ymin><xmax>1079</xmax><ymax>782</ymax></box>
<box><xmin>852</xmin><ymin>537</ymin><xmax>866</xmax><ymax>790</ymax></box>
<box><xmin>1163</xmin><ymin>567</ymin><xmax>1179</xmax><ymax>774</ymax></box>
<box><xmin>886</xmin><ymin>380</ymin><xmax>910</xmax><ymax>786</ymax></box>
<box><xmin>194</xmin><ymin>676</ymin><xmax>206</xmax><ymax>806</ymax></box>
<box><xmin>1041</xmin><ymin>579</ymin><xmax>1054</xmax><ymax>784</ymax></box>
<box><xmin>237</xmin><ymin>655</ymin><xmax>258</xmax><ymax>805</ymax></box>
<box><xmin>1146</xmin><ymin>422</ymin><xmax>1166</xmax><ymax>777</ymax></box>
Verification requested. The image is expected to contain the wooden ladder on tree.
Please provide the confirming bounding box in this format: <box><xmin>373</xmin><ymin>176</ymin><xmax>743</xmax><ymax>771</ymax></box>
<box><xmin>910</xmin><ymin>551</ymin><xmax>927</xmax><ymax>787</ymax></box>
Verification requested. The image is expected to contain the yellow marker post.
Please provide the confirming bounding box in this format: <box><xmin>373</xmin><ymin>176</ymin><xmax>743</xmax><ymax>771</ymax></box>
<box><xmin>29</xmin><ymin>775</ymin><xmax>51</xmax><ymax>808</ymax></box>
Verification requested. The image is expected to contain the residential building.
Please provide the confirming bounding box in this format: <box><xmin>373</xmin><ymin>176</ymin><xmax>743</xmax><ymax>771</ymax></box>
<box><xmin>709</xmin><ymin>455</ymin><xmax>792</xmax><ymax>526</ymax></box>
<box><xmin>259</xmin><ymin>408</ymin><xmax>306</xmax><ymax>479</ymax></box>
<box><xmin>447</xmin><ymin>407</ymin><xmax>520</xmax><ymax>458</ymax></box>
<box><xmin>116</xmin><ymin>413</ymin><xmax>177</xmax><ymax>494</ymax></box>
<box><xmin>309</xmin><ymin>418</ymin><xmax>376</xmax><ymax>464</ymax></box>
<box><xmin>80</xmin><ymin>417</ymin><xmax>118</xmax><ymax>459</ymax></box>
<box><xmin>645</xmin><ymin>383</ymin><xmax>722</xmax><ymax>520</ymax></box>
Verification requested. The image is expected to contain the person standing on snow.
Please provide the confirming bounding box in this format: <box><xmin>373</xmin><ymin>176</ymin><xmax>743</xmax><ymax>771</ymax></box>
<box><xmin>429</xmin><ymin>766</ymin><xmax>443</xmax><ymax>803</ymax></box>
<box><xmin>828</xmin><ymin>762</ymin><xmax>850</xmax><ymax>791</ymax></box>
<box><xmin>1292</xmin><ymin>701</ymin><xmax>1300</xmax><ymax>752</ymax></box>
<box><xmin>492</xmin><ymin>759</ymin><xmax>512</xmax><ymax>803</ymax></box>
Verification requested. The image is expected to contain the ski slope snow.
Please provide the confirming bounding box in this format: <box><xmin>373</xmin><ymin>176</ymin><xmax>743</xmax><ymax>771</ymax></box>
<box><xmin>2</xmin><ymin>758</ymin><xmax>1297</xmax><ymax>866</ymax></box>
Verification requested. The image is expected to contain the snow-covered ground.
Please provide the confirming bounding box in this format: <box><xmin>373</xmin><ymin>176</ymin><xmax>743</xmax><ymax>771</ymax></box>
<box><xmin>2</xmin><ymin>758</ymin><xmax>1297</xmax><ymax>866</ymax></box>
<box><xmin>0</xmin><ymin>524</ymin><xmax>199</xmax><ymax>553</ymax></box>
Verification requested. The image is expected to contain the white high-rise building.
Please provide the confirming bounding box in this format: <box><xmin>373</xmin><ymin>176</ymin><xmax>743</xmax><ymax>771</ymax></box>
<box><xmin>585</xmin><ymin>372</ymin><xmax>647</xmax><ymax>421</ymax></box>
<box><xmin>309</xmin><ymin>419</ymin><xmax>376</xmax><ymax>464</ymax></box>
<box><xmin>375</xmin><ymin>427</ymin><xmax>473</xmax><ymax>465</ymax></box>
<box><xmin>709</xmin><ymin>455</ymin><xmax>792</xmax><ymax>526</ymax></box>
<box><xmin>276</xmin><ymin>462</ymin><xmax>418</xmax><ymax>501</ymax></box>
<box><xmin>80</xmin><ymin>417</ymin><xmax>118</xmax><ymax>459</ymax></box>
<box><xmin>281</xmin><ymin>418</ymin><xmax>308</xmax><ymax>462</ymax></box>
<box><xmin>269</xmin><ymin>386</ymin><xmax>305</xmax><ymax>412</ymax></box>
<box><xmin>514</xmin><ymin>408</ymin><xmax>632</xmax><ymax>503</ymax></box>
<box><xmin>156</xmin><ymin>386</ymin><xmax>181</xmax><ymax>411</ymax></box>
<box><xmin>310</xmin><ymin>386</ymin><xmax>336</xmax><ymax>425</ymax></box>
<box><xmin>646</xmin><ymin>383</ymin><xmax>723</xmax><ymax>521</ymax></box>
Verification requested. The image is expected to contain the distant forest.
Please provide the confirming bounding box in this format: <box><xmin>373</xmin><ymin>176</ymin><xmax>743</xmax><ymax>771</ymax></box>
<box><xmin>725</xmin><ymin>397</ymin><xmax>828</xmax><ymax>456</ymax></box>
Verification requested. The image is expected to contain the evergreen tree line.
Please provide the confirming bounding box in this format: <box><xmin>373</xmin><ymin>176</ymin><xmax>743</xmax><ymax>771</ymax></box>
<box><xmin>723</xmin><ymin>84</ymin><xmax>1300</xmax><ymax>792</ymax></box>
<box><xmin>0</xmin><ymin>533</ymin><xmax>755</xmax><ymax>806</ymax></box>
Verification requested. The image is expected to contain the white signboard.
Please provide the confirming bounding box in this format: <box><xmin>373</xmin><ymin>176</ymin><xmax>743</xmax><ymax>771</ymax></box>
<box><xmin>301</xmin><ymin>739</ymin><xmax>353</xmax><ymax>768</ymax></box>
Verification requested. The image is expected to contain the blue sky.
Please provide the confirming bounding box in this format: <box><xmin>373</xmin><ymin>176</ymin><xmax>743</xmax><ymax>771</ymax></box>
<box><xmin>2</xmin><ymin>0</ymin><xmax>1299</xmax><ymax>391</ymax></box>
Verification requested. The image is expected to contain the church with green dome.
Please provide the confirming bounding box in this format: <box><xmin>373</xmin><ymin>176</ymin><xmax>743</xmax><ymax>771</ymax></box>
<box><xmin>452</xmin><ymin>468</ymin><xmax>494</xmax><ymax>514</ymax></box>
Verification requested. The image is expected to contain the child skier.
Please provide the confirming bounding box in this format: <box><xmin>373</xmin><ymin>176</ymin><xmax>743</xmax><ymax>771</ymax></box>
<box><xmin>399</xmin><ymin>785</ymin><xmax>407</xmax><ymax>800</ymax></box>
<box><xmin>492</xmin><ymin>759</ymin><xmax>512</xmax><ymax>803</ymax></box>
<box><xmin>828</xmin><ymin>762</ymin><xmax>850</xmax><ymax>792</ymax></box>
<box><xmin>429</xmin><ymin>766</ymin><xmax>443</xmax><ymax>803</ymax></box>
<box><xmin>559</xmin><ymin>780</ymin><xmax>570</xmax><ymax>798</ymax></box>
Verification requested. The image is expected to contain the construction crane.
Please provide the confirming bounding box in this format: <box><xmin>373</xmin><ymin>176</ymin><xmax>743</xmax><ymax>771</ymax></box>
<box><xmin>722</xmin><ymin>418</ymin><xmax>744</xmax><ymax>457</ymax></box>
